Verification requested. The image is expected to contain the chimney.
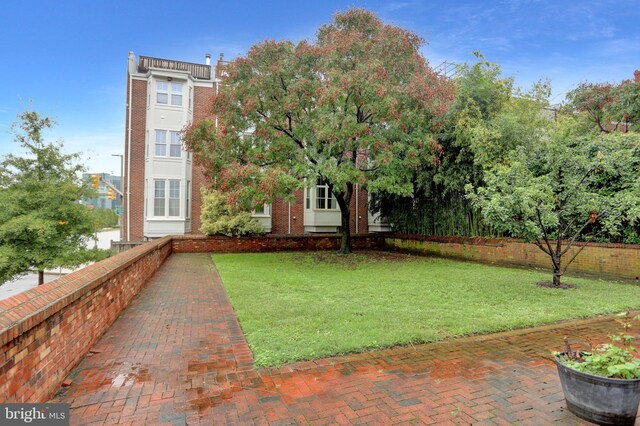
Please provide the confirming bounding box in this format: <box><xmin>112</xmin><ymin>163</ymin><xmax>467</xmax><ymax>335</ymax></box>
<box><xmin>205</xmin><ymin>53</ymin><xmax>211</xmax><ymax>66</ymax></box>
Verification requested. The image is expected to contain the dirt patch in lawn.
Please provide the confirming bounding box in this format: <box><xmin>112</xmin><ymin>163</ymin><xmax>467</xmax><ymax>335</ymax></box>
<box><xmin>536</xmin><ymin>281</ymin><xmax>578</xmax><ymax>289</ymax></box>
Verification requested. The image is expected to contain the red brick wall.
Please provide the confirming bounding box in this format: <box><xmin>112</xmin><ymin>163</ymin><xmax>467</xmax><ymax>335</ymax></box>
<box><xmin>123</xmin><ymin>78</ymin><xmax>147</xmax><ymax>242</ymax></box>
<box><xmin>270</xmin><ymin>186</ymin><xmax>368</xmax><ymax>235</ymax></box>
<box><xmin>172</xmin><ymin>234</ymin><xmax>384</xmax><ymax>253</ymax></box>
<box><xmin>190</xmin><ymin>85</ymin><xmax>215</xmax><ymax>235</ymax></box>
<box><xmin>384</xmin><ymin>235</ymin><xmax>640</xmax><ymax>281</ymax></box>
<box><xmin>0</xmin><ymin>238</ymin><xmax>172</xmax><ymax>403</ymax></box>
<box><xmin>271</xmin><ymin>190</ymin><xmax>305</xmax><ymax>234</ymax></box>
<box><xmin>349</xmin><ymin>184</ymin><xmax>369</xmax><ymax>234</ymax></box>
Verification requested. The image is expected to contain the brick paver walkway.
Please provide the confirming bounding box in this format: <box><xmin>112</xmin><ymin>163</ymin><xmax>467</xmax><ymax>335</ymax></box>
<box><xmin>52</xmin><ymin>253</ymin><xmax>631</xmax><ymax>425</ymax></box>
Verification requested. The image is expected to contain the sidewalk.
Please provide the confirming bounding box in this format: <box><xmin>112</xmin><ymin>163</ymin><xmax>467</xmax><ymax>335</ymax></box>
<box><xmin>52</xmin><ymin>253</ymin><xmax>626</xmax><ymax>425</ymax></box>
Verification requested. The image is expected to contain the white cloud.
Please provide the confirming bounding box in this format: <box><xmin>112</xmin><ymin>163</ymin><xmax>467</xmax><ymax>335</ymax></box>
<box><xmin>380</xmin><ymin>2</ymin><xmax>419</xmax><ymax>13</ymax></box>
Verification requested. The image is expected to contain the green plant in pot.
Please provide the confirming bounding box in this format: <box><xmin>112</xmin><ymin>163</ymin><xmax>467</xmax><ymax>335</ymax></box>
<box><xmin>554</xmin><ymin>312</ymin><xmax>640</xmax><ymax>425</ymax></box>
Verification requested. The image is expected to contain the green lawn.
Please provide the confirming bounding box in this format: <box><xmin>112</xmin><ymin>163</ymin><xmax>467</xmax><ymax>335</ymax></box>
<box><xmin>213</xmin><ymin>251</ymin><xmax>640</xmax><ymax>367</ymax></box>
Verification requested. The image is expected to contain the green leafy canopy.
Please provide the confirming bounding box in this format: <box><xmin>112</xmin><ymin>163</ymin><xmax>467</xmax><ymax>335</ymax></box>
<box><xmin>0</xmin><ymin>110</ymin><xmax>108</xmax><ymax>284</ymax></box>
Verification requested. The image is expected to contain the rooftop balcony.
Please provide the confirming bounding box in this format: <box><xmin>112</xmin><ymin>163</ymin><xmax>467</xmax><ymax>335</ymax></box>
<box><xmin>138</xmin><ymin>56</ymin><xmax>211</xmax><ymax>80</ymax></box>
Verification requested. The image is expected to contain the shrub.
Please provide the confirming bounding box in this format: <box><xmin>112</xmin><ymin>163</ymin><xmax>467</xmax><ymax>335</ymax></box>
<box><xmin>199</xmin><ymin>188</ymin><xmax>266</xmax><ymax>237</ymax></box>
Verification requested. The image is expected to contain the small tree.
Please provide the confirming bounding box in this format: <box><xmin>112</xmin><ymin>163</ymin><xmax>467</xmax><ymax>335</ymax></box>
<box><xmin>0</xmin><ymin>111</ymin><xmax>107</xmax><ymax>285</ymax></box>
<box><xmin>200</xmin><ymin>188</ymin><xmax>266</xmax><ymax>237</ymax></box>
<box><xmin>467</xmin><ymin>122</ymin><xmax>640</xmax><ymax>287</ymax></box>
<box><xmin>185</xmin><ymin>8</ymin><xmax>454</xmax><ymax>253</ymax></box>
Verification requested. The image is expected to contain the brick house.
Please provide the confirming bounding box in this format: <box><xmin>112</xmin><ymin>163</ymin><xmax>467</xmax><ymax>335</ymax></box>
<box><xmin>122</xmin><ymin>52</ymin><xmax>388</xmax><ymax>242</ymax></box>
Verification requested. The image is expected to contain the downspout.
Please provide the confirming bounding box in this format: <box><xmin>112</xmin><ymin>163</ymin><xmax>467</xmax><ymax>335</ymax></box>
<box><xmin>126</xmin><ymin>65</ymin><xmax>133</xmax><ymax>241</ymax></box>
<box><xmin>288</xmin><ymin>203</ymin><xmax>291</xmax><ymax>234</ymax></box>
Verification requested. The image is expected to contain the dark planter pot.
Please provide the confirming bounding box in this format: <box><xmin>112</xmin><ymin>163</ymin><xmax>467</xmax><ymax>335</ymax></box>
<box><xmin>554</xmin><ymin>355</ymin><xmax>640</xmax><ymax>425</ymax></box>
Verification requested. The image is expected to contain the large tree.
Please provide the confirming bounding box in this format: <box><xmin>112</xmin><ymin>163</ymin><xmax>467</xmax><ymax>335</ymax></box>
<box><xmin>0</xmin><ymin>111</ymin><xmax>105</xmax><ymax>285</ymax></box>
<box><xmin>467</xmin><ymin>120</ymin><xmax>640</xmax><ymax>287</ymax></box>
<box><xmin>184</xmin><ymin>8</ymin><xmax>454</xmax><ymax>253</ymax></box>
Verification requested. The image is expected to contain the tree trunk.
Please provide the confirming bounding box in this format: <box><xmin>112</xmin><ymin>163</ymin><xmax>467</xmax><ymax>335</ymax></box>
<box><xmin>333</xmin><ymin>182</ymin><xmax>353</xmax><ymax>254</ymax></box>
<box><xmin>38</xmin><ymin>270</ymin><xmax>44</xmax><ymax>286</ymax></box>
<box><xmin>338</xmin><ymin>207</ymin><xmax>352</xmax><ymax>254</ymax></box>
<box><xmin>552</xmin><ymin>254</ymin><xmax>562</xmax><ymax>287</ymax></box>
<box><xmin>552</xmin><ymin>268</ymin><xmax>562</xmax><ymax>287</ymax></box>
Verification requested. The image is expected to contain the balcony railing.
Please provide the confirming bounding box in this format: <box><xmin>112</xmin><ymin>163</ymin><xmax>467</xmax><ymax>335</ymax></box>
<box><xmin>138</xmin><ymin>56</ymin><xmax>211</xmax><ymax>80</ymax></box>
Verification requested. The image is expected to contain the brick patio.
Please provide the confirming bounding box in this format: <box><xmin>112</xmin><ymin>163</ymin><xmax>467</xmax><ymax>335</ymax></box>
<box><xmin>51</xmin><ymin>253</ymin><xmax>631</xmax><ymax>425</ymax></box>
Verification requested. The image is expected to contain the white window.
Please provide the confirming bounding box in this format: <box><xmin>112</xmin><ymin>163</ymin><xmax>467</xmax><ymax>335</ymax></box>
<box><xmin>169</xmin><ymin>131</ymin><xmax>182</xmax><ymax>157</ymax></box>
<box><xmin>154</xmin><ymin>130</ymin><xmax>181</xmax><ymax>158</ymax></box>
<box><xmin>316</xmin><ymin>179</ymin><xmax>337</xmax><ymax>210</ymax></box>
<box><xmin>169</xmin><ymin>180</ymin><xmax>180</xmax><ymax>217</ymax></box>
<box><xmin>157</xmin><ymin>82</ymin><xmax>168</xmax><ymax>104</ymax></box>
<box><xmin>171</xmin><ymin>83</ymin><xmax>183</xmax><ymax>106</ymax></box>
<box><xmin>154</xmin><ymin>180</ymin><xmax>165</xmax><ymax>216</ymax></box>
<box><xmin>156</xmin><ymin>81</ymin><xmax>183</xmax><ymax>106</ymax></box>
<box><xmin>188</xmin><ymin>86</ymin><xmax>192</xmax><ymax>109</ymax></box>
<box><xmin>153</xmin><ymin>179</ymin><xmax>181</xmax><ymax>217</ymax></box>
<box><xmin>155</xmin><ymin>130</ymin><xmax>167</xmax><ymax>156</ymax></box>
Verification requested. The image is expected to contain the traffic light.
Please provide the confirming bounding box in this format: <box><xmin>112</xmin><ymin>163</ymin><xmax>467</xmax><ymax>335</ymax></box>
<box><xmin>107</xmin><ymin>187</ymin><xmax>115</xmax><ymax>200</ymax></box>
<box><xmin>91</xmin><ymin>174</ymin><xmax>100</xmax><ymax>189</ymax></box>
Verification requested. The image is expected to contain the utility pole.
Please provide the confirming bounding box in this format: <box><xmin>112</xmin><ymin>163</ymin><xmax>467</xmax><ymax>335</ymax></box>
<box><xmin>111</xmin><ymin>154</ymin><xmax>124</xmax><ymax>241</ymax></box>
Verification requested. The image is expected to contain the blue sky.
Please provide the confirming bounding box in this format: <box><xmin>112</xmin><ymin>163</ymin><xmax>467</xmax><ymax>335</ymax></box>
<box><xmin>1</xmin><ymin>0</ymin><xmax>638</xmax><ymax>175</ymax></box>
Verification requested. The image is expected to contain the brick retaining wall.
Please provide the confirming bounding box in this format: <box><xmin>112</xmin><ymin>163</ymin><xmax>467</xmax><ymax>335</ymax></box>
<box><xmin>384</xmin><ymin>235</ymin><xmax>640</xmax><ymax>281</ymax></box>
<box><xmin>0</xmin><ymin>236</ymin><xmax>172</xmax><ymax>402</ymax></box>
<box><xmin>172</xmin><ymin>234</ymin><xmax>385</xmax><ymax>253</ymax></box>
